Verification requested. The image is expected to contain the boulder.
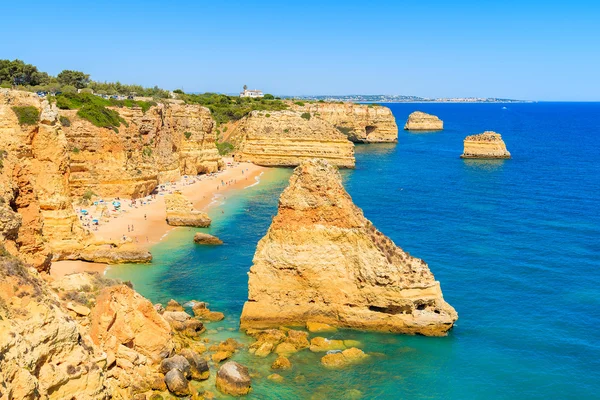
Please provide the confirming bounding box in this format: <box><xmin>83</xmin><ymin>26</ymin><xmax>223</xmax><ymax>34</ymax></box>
<box><xmin>193</xmin><ymin>232</ymin><xmax>223</xmax><ymax>245</ymax></box>
<box><xmin>180</xmin><ymin>348</ymin><xmax>210</xmax><ymax>381</ymax></box>
<box><xmin>164</xmin><ymin>368</ymin><xmax>190</xmax><ymax>397</ymax></box>
<box><xmin>309</xmin><ymin>337</ymin><xmax>346</xmax><ymax>352</ymax></box>
<box><xmin>166</xmin><ymin>299</ymin><xmax>185</xmax><ymax>311</ymax></box>
<box><xmin>404</xmin><ymin>111</ymin><xmax>443</xmax><ymax>130</ymax></box>
<box><xmin>271</xmin><ymin>356</ymin><xmax>292</xmax><ymax>370</ymax></box>
<box><xmin>321</xmin><ymin>347</ymin><xmax>368</xmax><ymax>368</ymax></box>
<box><xmin>159</xmin><ymin>355</ymin><xmax>192</xmax><ymax>378</ymax></box>
<box><xmin>216</xmin><ymin>361</ymin><xmax>252</xmax><ymax>396</ymax></box>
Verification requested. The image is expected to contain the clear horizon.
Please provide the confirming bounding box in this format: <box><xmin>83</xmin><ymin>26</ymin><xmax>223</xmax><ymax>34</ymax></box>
<box><xmin>2</xmin><ymin>0</ymin><xmax>599</xmax><ymax>101</ymax></box>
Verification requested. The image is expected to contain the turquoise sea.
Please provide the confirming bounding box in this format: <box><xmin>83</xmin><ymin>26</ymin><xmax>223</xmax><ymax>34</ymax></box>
<box><xmin>107</xmin><ymin>102</ymin><xmax>600</xmax><ymax>399</ymax></box>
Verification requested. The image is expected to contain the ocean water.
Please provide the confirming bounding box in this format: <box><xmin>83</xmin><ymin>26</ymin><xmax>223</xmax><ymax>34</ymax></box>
<box><xmin>107</xmin><ymin>102</ymin><xmax>600</xmax><ymax>399</ymax></box>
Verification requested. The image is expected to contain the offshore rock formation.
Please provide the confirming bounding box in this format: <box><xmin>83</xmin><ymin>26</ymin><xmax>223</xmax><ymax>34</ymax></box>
<box><xmin>0</xmin><ymin>89</ymin><xmax>150</xmax><ymax>269</ymax></box>
<box><xmin>461</xmin><ymin>131</ymin><xmax>511</xmax><ymax>158</ymax></box>
<box><xmin>290</xmin><ymin>102</ymin><xmax>398</xmax><ymax>142</ymax></box>
<box><xmin>240</xmin><ymin>159</ymin><xmax>457</xmax><ymax>336</ymax></box>
<box><xmin>404</xmin><ymin>111</ymin><xmax>443</xmax><ymax>130</ymax></box>
<box><xmin>64</xmin><ymin>103</ymin><xmax>223</xmax><ymax>199</ymax></box>
<box><xmin>165</xmin><ymin>192</ymin><xmax>211</xmax><ymax>226</ymax></box>
<box><xmin>234</xmin><ymin>110</ymin><xmax>355</xmax><ymax>168</ymax></box>
<box><xmin>193</xmin><ymin>232</ymin><xmax>223</xmax><ymax>245</ymax></box>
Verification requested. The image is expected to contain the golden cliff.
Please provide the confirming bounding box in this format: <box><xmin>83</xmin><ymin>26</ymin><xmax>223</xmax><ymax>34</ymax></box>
<box><xmin>0</xmin><ymin>89</ymin><xmax>150</xmax><ymax>270</ymax></box>
<box><xmin>290</xmin><ymin>102</ymin><xmax>398</xmax><ymax>143</ymax></box>
<box><xmin>240</xmin><ymin>159</ymin><xmax>458</xmax><ymax>336</ymax></box>
<box><xmin>234</xmin><ymin>110</ymin><xmax>355</xmax><ymax>168</ymax></box>
<box><xmin>404</xmin><ymin>111</ymin><xmax>443</xmax><ymax>130</ymax></box>
<box><xmin>461</xmin><ymin>131</ymin><xmax>511</xmax><ymax>158</ymax></box>
<box><xmin>65</xmin><ymin>102</ymin><xmax>223</xmax><ymax>199</ymax></box>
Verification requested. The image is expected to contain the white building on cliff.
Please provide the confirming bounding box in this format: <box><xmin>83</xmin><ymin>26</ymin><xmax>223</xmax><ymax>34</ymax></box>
<box><xmin>240</xmin><ymin>88</ymin><xmax>264</xmax><ymax>98</ymax></box>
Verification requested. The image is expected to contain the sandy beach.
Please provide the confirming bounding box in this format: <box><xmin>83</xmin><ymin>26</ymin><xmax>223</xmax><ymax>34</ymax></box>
<box><xmin>51</xmin><ymin>158</ymin><xmax>266</xmax><ymax>278</ymax></box>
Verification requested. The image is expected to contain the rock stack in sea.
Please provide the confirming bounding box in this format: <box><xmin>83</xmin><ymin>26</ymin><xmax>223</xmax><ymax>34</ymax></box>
<box><xmin>404</xmin><ymin>111</ymin><xmax>443</xmax><ymax>131</ymax></box>
<box><xmin>461</xmin><ymin>131</ymin><xmax>511</xmax><ymax>159</ymax></box>
<box><xmin>240</xmin><ymin>159</ymin><xmax>458</xmax><ymax>336</ymax></box>
<box><xmin>233</xmin><ymin>110</ymin><xmax>355</xmax><ymax>168</ymax></box>
<box><xmin>165</xmin><ymin>192</ymin><xmax>211</xmax><ymax>226</ymax></box>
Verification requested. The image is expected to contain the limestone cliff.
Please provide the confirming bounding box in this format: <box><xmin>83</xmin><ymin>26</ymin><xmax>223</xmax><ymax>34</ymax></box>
<box><xmin>404</xmin><ymin>111</ymin><xmax>443</xmax><ymax>131</ymax></box>
<box><xmin>0</xmin><ymin>89</ymin><xmax>150</xmax><ymax>269</ymax></box>
<box><xmin>0</xmin><ymin>253</ymin><xmax>108</xmax><ymax>399</ymax></box>
<box><xmin>65</xmin><ymin>102</ymin><xmax>223</xmax><ymax>199</ymax></box>
<box><xmin>461</xmin><ymin>131</ymin><xmax>511</xmax><ymax>158</ymax></box>
<box><xmin>233</xmin><ymin>110</ymin><xmax>355</xmax><ymax>168</ymax></box>
<box><xmin>240</xmin><ymin>159</ymin><xmax>458</xmax><ymax>336</ymax></box>
<box><xmin>290</xmin><ymin>102</ymin><xmax>398</xmax><ymax>143</ymax></box>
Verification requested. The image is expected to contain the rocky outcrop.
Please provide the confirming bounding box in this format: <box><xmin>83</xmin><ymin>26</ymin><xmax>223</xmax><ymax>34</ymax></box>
<box><xmin>290</xmin><ymin>102</ymin><xmax>398</xmax><ymax>142</ymax></box>
<box><xmin>0</xmin><ymin>89</ymin><xmax>152</xmax><ymax>268</ymax></box>
<box><xmin>240</xmin><ymin>159</ymin><xmax>458</xmax><ymax>336</ymax></box>
<box><xmin>90</xmin><ymin>284</ymin><xmax>174</xmax><ymax>363</ymax></box>
<box><xmin>0</xmin><ymin>252</ymin><xmax>108</xmax><ymax>399</ymax></box>
<box><xmin>233</xmin><ymin>110</ymin><xmax>355</xmax><ymax>168</ymax></box>
<box><xmin>65</xmin><ymin>103</ymin><xmax>223</xmax><ymax>199</ymax></box>
<box><xmin>404</xmin><ymin>111</ymin><xmax>443</xmax><ymax>131</ymax></box>
<box><xmin>165</xmin><ymin>192</ymin><xmax>211</xmax><ymax>226</ymax></box>
<box><xmin>193</xmin><ymin>232</ymin><xmax>223</xmax><ymax>245</ymax></box>
<box><xmin>216</xmin><ymin>361</ymin><xmax>252</xmax><ymax>396</ymax></box>
<box><xmin>461</xmin><ymin>131</ymin><xmax>511</xmax><ymax>158</ymax></box>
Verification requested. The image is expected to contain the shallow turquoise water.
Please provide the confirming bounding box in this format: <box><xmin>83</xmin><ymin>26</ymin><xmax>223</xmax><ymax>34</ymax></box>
<box><xmin>108</xmin><ymin>103</ymin><xmax>600</xmax><ymax>399</ymax></box>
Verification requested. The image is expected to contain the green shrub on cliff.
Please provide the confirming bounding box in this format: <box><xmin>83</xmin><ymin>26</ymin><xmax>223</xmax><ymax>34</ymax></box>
<box><xmin>184</xmin><ymin>131</ymin><xmax>192</xmax><ymax>139</ymax></box>
<box><xmin>301</xmin><ymin>112</ymin><xmax>311</xmax><ymax>120</ymax></box>
<box><xmin>294</xmin><ymin>101</ymin><xmax>305</xmax><ymax>106</ymax></box>
<box><xmin>77</xmin><ymin>104</ymin><xmax>125</xmax><ymax>130</ymax></box>
<box><xmin>11</xmin><ymin>106</ymin><xmax>40</xmax><ymax>125</ymax></box>
<box><xmin>216</xmin><ymin>142</ymin><xmax>234</xmax><ymax>155</ymax></box>
<box><xmin>59</xmin><ymin>116</ymin><xmax>71</xmax><ymax>127</ymax></box>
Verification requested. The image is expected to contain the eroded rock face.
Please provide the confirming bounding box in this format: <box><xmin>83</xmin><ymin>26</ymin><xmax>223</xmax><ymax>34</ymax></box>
<box><xmin>234</xmin><ymin>110</ymin><xmax>355</xmax><ymax>168</ymax></box>
<box><xmin>64</xmin><ymin>103</ymin><xmax>223</xmax><ymax>199</ymax></box>
<box><xmin>90</xmin><ymin>284</ymin><xmax>174</xmax><ymax>363</ymax></box>
<box><xmin>165</xmin><ymin>192</ymin><xmax>211</xmax><ymax>227</ymax></box>
<box><xmin>404</xmin><ymin>111</ymin><xmax>443</xmax><ymax>131</ymax></box>
<box><xmin>0</xmin><ymin>89</ymin><xmax>152</xmax><ymax>268</ymax></box>
<box><xmin>0</xmin><ymin>252</ymin><xmax>108</xmax><ymax>399</ymax></box>
<box><xmin>461</xmin><ymin>131</ymin><xmax>511</xmax><ymax>158</ymax></box>
<box><xmin>290</xmin><ymin>102</ymin><xmax>398</xmax><ymax>143</ymax></box>
<box><xmin>240</xmin><ymin>159</ymin><xmax>458</xmax><ymax>336</ymax></box>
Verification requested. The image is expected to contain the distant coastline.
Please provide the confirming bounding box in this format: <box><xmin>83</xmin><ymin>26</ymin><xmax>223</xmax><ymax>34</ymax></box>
<box><xmin>290</xmin><ymin>95</ymin><xmax>532</xmax><ymax>103</ymax></box>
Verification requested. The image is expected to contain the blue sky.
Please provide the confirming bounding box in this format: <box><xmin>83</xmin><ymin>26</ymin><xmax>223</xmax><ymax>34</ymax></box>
<box><xmin>1</xmin><ymin>0</ymin><xmax>599</xmax><ymax>100</ymax></box>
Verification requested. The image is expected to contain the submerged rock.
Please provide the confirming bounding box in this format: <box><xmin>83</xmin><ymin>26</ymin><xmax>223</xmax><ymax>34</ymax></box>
<box><xmin>193</xmin><ymin>232</ymin><xmax>223</xmax><ymax>245</ymax></box>
<box><xmin>306</xmin><ymin>321</ymin><xmax>336</xmax><ymax>333</ymax></box>
<box><xmin>240</xmin><ymin>159</ymin><xmax>458</xmax><ymax>336</ymax></box>
<box><xmin>216</xmin><ymin>361</ymin><xmax>252</xmax><ymax>396</ymax></box>
<box><xmin>404</xmin><ymin>111</ymin><xmax>443</xmax><ymax>130</ymax></box>
<box><xmin>165</xmin><ymin>192</ymin><xmax>211</xmax><ymax>227</ymax></box>
<box><xmin>321</xmin><ymin>347</ymin><xmax>368</xmax><ymax>368</ymax></box>
<box><xmin>461</xmin><ymin>131</ymin><xmax>511</xmax><ymax>159</ymax></box>
<box><xmin>271</xmin><ymin>356</ymin><xmax>292</xmax><ymax>370</ymax></box>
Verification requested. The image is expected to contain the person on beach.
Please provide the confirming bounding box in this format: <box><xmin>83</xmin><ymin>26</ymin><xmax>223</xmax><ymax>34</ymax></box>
<box><xmin>144</xmin><ymin>214</ymin><xmax>147</xmax><ymax>220</ymax></box>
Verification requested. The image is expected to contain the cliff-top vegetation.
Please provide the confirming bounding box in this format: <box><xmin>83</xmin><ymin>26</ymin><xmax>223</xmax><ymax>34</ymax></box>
<box><xmin>180</xmin><ymin>92</ymin><xmax>288</xmax><ymax>124</ymax></box>
<box><xmin>0</xmin><ymin>59</ymin><xmax>171</xmax><ymax>98</ymax></box>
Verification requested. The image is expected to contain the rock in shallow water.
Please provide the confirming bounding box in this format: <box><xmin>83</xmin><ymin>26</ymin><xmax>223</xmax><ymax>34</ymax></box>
<box><xmin>216</xmin><ymin>361</ymin><xmax>252</xmax><ymax>396</ymax></box>
<box><xmin>193</xmin><ymin>232</ymin><xmax>223</xmax><ymax>245</ymax></box>
<box><xmin>164</xmin><ymin>368</ymin><xmax>190</xmax><ymax>396</ymax></box>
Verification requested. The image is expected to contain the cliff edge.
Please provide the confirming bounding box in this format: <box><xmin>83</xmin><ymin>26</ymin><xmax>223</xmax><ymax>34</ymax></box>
<box><xmin>234</xmin><ymin>110</ymin><xmax>355</xmax><ymax>168</ymax></box>
<box><xmin>240</xmin><ymin>159</ymin><xmax>457</xmax><ymax>336</ymax></box>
